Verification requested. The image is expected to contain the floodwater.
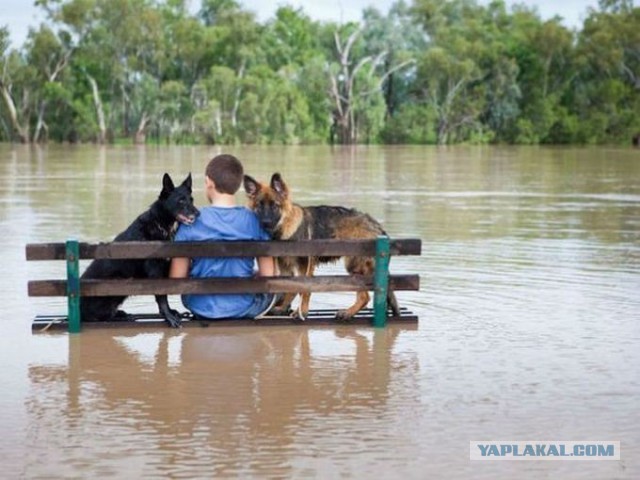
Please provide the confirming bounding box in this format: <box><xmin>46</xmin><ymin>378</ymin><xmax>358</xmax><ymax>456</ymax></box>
<box><xmin>1</xmin><ymin>144</ymin><xmax>639</xmax><ymax>479</ymax></box>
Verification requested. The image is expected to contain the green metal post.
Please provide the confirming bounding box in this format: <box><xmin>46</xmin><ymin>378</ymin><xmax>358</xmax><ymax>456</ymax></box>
<box><xmin>66</xmin><ymin>239</ymin><xmax>81</xmax><ymax>333</ymax></box>
<box><xmin>372</xmin><ymin>235</ymin><xmax>390</xmax><ymax>328</ymax></box>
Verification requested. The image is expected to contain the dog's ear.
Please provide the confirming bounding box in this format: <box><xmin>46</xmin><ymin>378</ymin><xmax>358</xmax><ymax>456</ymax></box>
<box><xmin>160</xmin><ymin>173</ymin><xmax>175</xmax><ymax>199</ymax></box>
<box><xmin>270</xmin><ymin>173</ymin><xmax>288</xmax><ymax>199</ymax></box>
<box><xmin>181</xmin><ymin>173</ymin><xmax>192</xmax><ymax>191</ymax></box>
<box><xmin>243</xmin><ymin>174</ymin><xmax>260</xmax><ymax>197</ymax></box>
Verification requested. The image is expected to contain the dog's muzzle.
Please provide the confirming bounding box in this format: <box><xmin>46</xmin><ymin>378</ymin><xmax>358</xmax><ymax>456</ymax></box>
<box><xmin>261</xmin><ymin>219</ymin><xmax>274</xmax><ymax>229</ymax></box>
<box><xmin>258</xmin><ymin>211</ymin><xmax>281</xmax><ymax>234</ymax></box>
<box><xmin>177</xmin><ymin>211</ymin><xmax>199</xmax><ymax>225</ymax></box>
<box><xmin>260</xmin><ymin>219</ymin><xmax>280</xmax><ymax>234</ymax></box>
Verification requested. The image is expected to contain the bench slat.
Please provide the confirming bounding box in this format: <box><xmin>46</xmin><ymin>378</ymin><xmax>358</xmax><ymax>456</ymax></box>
<box><xmin>25</xmin><ymin>238</ymin><xmax>422</xmax><ymax>260</ymax></box>
<box><xmin>32</xmin><ymin>308</ymin><xmax>419</xmax><ymax>331</ymax></box>
<box><xmin>28</xmin><ymin>274</ymin><xmax>420</xmax><ymax>297</ymax></box>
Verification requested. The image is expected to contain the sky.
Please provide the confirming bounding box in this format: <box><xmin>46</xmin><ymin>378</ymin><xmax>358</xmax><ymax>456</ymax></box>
<box><xmin>1</xmin><ymin>0</ymin><xmax>599</xmax><ymax>49</ymax></box>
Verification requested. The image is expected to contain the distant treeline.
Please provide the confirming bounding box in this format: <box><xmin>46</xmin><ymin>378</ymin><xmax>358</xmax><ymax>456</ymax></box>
<box><xmin>0</xmin><ymin>0</ymin><xmax>638</xmax><ymax>145</ymax></box>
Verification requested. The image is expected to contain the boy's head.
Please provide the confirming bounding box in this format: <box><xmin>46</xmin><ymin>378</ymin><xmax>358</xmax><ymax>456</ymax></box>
<box><xmin>205</xmin><ymin>154</ymin><xmax>244</xmax><ymax>195</ymax></box>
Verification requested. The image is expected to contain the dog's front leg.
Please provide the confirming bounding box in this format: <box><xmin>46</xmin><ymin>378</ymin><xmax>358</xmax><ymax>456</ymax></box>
<box><xmin>335</xmin><ymin>290</ymin><xmax>370</xmax><ymax>321</ymax></box>
<box><xmin>269</xmin><ymin>258</ymin><xmax>295</xmax><ymax>315</ymax></box>
<box><xmin>155</xmin><ymin>294</ymin><xmax>182</xmax><ymax>328</ymax></box>
<box><xmin>293</xmin><ymin>258</ymin><xmax>315</xmax><ymax>321</ymax></box>
<box><xmin>145</xmin><ymin>259</ymin><xmax>182</xmax><ymax>328</ymax></box>
<box><xmin>295</xmin><ymin>293</ymin><xmax>311</xmax><ymax>321</ymax></box>
<box><xmin>271</xmin><ymin>292</ymin><xmax>295</xmax><ymax>315</ymax></box>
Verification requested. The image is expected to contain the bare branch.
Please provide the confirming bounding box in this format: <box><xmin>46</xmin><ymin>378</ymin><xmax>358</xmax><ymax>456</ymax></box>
<box><xmin>49</xmin><ymin>47</ymin><xmax>73</xmax><ymax>81</ymax></box>
<box><xmin>445</xmin><ymin>77</ymin><xmax>466</xmax><ymax>107</ymax></box>
<box><xmin>358</xmin><ymin>58</ymin><xmax>415</xmax><ymax>98</ymax></box>
<box><xmin>379</xmin><ymin>58</ymin><xmax>415</xmax><ymax>84</ymax></box>
<box><xmin>341</xmin><ymin>28</ymin><xmax>362</xmax><ymax>67</ymax></box>
<box><xmin>348</xmin><ymin>55</ymin><xmax>372</xmax><ymax>96</ymax></box>
<box><xmin>621</xmin><ymin>62</ymin><xmax>639</xmax><ymax>88</ymax></box>
<box><xmin>334</xmin><ymin>31</ymin><xmax>343</xmax><ymax>58</ymax></box>
<box><xmin>329</xmin><ymin>74</ymin><xmax>344</xmax><ymax>117</ymax></box>
<box><xmin>369</xmin><ymin>51</ymin><xmax>388</xmax><ymax>77</ymax></box>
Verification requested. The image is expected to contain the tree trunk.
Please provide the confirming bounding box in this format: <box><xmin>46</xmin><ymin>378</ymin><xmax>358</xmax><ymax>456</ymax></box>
<box><xmin>437</xmin><ymin>117</ymin><xmax>449</xmax><ymax>145</ymax></box>
<box><xmin>122</xmin><ymin>84</ymin><xmax>130</xmax><ymax>137</ymax></box>
<box><xmin>231</xmin><ymin>60</ymin><xmax>246</xmax><ymax>129</ymax></box>
<box><xmin>134</xmin><ymin>112</ymin><xmax>149</xmax><ymax>144</ymax></box>
<box><xmin>33</xmin><ymin>100</ymin><xmax>48</xmax><ymax>143</ymax></box>
<box><xmin>86</xmin><ymin>73</ymin><xmax>107</xmax><ymax>144</ymax></box>
<box><xmin>0</xmin><ymin>82</ymin><xmax>29</xmax><ymax>143</ymax></box>
<box><xmin>214</xmin><ymin>107</ymin><xmax>222</xmax><ymax>139</ymax></box>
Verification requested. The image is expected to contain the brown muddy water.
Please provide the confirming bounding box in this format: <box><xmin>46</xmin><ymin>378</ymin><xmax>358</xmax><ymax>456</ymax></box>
<box><xmin>1</xmin><ymin>144</ymin><xmax>639</xmax><ymax>479</ymax></box>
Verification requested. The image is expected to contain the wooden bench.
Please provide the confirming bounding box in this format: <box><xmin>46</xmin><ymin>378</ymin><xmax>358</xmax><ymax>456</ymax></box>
<box><xmin>26</xmin><ymin>236</ymin><xmax>421</xmax><ymax>332</ymax></box>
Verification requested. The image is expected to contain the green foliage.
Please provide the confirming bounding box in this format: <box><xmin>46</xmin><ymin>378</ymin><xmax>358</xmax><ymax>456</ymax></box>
<box><xmin>0</xmin><ymin>0</ymin><xmax>638</xmax><ymax>145</ymax></box>
<box><xmin>380</xmin><ymin>102</ymin><xmax>438</xmax><ymax>144</ymax></box>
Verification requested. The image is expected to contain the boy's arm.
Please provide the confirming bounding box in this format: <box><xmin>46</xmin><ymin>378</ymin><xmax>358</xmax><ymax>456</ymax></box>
<box><xmin>257</xmin><ymin>256</ymin><xmax>275</xmax><ymax>277</ymax></box>
<box><xmin>169</xmin><ymin>257</ymin><xmax>190</xmax><ymax>278</ymax></box>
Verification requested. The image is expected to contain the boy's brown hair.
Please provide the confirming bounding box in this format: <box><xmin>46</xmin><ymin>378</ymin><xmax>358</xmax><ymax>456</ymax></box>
<box><xmin>205</xmin><ymin>154</ymin><xmax>244</xmax><ymax>194</ymax></box>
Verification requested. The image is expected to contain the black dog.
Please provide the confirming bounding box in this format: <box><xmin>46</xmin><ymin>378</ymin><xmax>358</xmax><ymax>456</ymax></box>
<box><xmin>80</xmin><ymin>173</ymin><xmax>199</xmax><ymax>328</ymax></box>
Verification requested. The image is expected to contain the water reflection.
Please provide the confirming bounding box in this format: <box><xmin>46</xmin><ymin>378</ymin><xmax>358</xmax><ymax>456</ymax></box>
<box><xmin>25</xmin><ymin>327</ymin><xmax>417</xmax><ymax>477</ymax></box>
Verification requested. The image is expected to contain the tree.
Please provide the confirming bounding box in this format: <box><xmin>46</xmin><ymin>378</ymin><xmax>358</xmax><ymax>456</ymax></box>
<box><xmin>25</xmin><ymin>25</ymin><xmax>74</xmax><ymax>142</ymax></box>
<box><xmin>362</xmin><ymin>1</ymin><xmax>424</xmax><ymax>118</ymax></box>
<box><xmin>36</xmin><ymin>0</ymin><xmax>110</xmax><ymax>142</ymax></box>
<box><xmin>572</xmin><ymin>0</ymin><xmax>640</xmax><ymax>142</ymax></box>
<box><xmin>0</xmin><ymin>27</ymin><xmax>37</xmax><ymax>143</ymax></box>
<box><xmin>511</xmin><ymin>16</ymin><xmax>575</xmax><ymax>143</ymax></box>
<box><xmin>411</xmin><ymin>0</ymin><xmax>489</xmax><ymax>143</ymax></box>
<box><xmin>417</xmin><ymin>47</ymin><xmax>484</xmax><ymax>144</ymax></box>
<box><xmin>328</xmin><ymin>25</ymin><xmax>414</xmax><ymax>144</ymax></box>
<box><xmin>262</xmin><ymin>6</ymin><xmax>321</xmax><ymax>71</ymax></box>
<box><xmin>198</xmin><ymin>0</ymin><xmax>261</xmax><ymax>131</ymax></box>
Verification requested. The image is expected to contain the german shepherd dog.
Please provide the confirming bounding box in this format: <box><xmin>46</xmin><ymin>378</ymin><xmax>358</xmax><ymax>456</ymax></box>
<box><xmin>243</xmin><ymin>173</ymin><xmax>400</xmax><ymax>321</ymax></box>
<box><xmin>80</xmin><ymin>173</ymin><xmax>199</xmax><ymax>328</ymax></box>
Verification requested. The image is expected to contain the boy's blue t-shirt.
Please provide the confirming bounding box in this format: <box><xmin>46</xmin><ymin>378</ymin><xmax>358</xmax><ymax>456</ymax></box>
<box><xmin>174</xmin><ymin>206</ymin><xmax>270</xmax><ymax>318</ymax></box>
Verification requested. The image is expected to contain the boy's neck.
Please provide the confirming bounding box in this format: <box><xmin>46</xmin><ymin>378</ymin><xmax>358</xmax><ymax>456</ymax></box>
<box><xmin>209</xmin><ymin>191</ymin><xmax>237</xmax><ymax>207</ymax></box>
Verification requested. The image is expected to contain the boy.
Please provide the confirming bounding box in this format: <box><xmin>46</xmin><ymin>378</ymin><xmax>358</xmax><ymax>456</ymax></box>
<box><xmin>169</xmin><ymin>154</ymin><xmax>276</xmax><ymax>319</ymax></box>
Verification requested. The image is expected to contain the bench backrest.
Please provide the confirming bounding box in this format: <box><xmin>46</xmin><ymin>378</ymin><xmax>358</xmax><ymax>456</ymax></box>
<box><xmin>26</xmin><ymin>236</ymin><xmax>421</xmax><ymax>331</ymax></box>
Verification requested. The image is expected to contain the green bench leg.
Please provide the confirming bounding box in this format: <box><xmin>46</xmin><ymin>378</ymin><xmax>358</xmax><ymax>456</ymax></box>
<box><xmin>66</xmin><ymin>239</ymin><xmax>81</xmax><ymax>333</ymax></box>
<box><xmin>373</xmin><ymin>235</ymin><xmax>390</xmax><ymax>328</ymax></box>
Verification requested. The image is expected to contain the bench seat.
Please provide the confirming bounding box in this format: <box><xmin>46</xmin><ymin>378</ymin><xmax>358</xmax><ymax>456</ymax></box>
<box><xmin>32</xmin><ymin>307</ymin><xmax>418</xmax><ymax>332</ymax></box>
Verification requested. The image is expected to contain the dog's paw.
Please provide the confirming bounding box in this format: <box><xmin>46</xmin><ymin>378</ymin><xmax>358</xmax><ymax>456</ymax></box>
<box><xmin>270</xmin><ymin>305</ymin><xmax>293</xmax><ymax>316</ymax></box>
<box><xmin>164</xmin><ymin>313</ymin><xmax>183</xmax><ymax>329</ymax></box>
<box><xmin>334</xmin><ymin>310</ymin><xmax>353</xmax><ymax>322</ymax></box>
<box><xmin>290</xmin><ymin>306</ymin><xmax>307</xmax><ymax>322</ymax></box>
